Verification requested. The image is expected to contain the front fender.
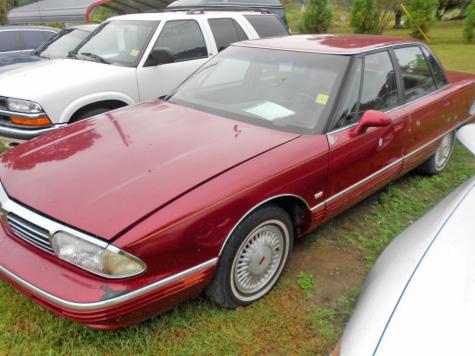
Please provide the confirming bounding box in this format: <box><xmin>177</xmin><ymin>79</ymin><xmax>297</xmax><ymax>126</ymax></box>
<box><xmin>58</xmin><ymin>92</ymin><xmax>137</xmax><ymax>123</ymax></box>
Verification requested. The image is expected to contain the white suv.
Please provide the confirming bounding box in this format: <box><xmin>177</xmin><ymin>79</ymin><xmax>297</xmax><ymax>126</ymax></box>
<box><xmin>0</xmin><ymin>10</ymin><xmax>288</xmax><ymax>144</ymax></box>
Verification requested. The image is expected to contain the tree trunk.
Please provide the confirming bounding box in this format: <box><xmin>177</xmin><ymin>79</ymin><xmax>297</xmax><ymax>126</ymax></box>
<box><xmin>0</xmin><ymin>0</ymin><xmax>10</xmax><ymax>25</ymax></box>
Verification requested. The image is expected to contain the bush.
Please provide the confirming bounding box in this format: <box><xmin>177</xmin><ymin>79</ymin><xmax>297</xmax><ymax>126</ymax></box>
<box><xmin>350</xmin><ymin>0</ymin><xmax>380</xmax><ymax>34</ymax></box>
<box><xmin>463</xmin><ymin>0</ymin><xmax>475</xmax><ymax>41</ymax></box>
<box><xmin>406</xmin><ymin>0</ymin><xmax>438</xmax><ymax>40</ymax></box>
<box><xmin>299</xmin><ymin>0</ymin><xmax>333</xmax><ymax>34</ymax></box>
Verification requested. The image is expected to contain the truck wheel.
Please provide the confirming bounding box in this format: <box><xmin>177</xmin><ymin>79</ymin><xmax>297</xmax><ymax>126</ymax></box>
<box><xmin>206</xmin><ymin>205</ymin><xmax>293</xmax><ymax>308</ymax></box>
<box><xmin>418</xmin><ymin>132</ymin><xmax>455</xmax><ymax>175</ymax></box>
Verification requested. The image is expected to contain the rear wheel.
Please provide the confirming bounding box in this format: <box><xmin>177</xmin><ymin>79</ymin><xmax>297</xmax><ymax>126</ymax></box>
<box><xmin>417</xmin><ymin>132</ymin><xmax>455</xmax><ymax>175</ymax></box>
<box><xmin>206</xmin><ymin>205</ymin><xmax>293</xmax><ymax>308</ymax></box>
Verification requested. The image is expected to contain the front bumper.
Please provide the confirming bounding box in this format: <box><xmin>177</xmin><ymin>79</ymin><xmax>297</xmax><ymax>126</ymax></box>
<box><xmin>0</xmin><ymin>123</ymin><xmax>66</xmax><ymax>141</ymax></box>
<box><xmin>0</xmin><ymin>186</ymin><xmax>217</xmax><ymax>328</ymax></box>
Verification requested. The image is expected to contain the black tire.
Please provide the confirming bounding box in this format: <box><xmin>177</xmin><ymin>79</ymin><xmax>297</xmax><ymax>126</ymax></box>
<box><xmin>70</xmin><ymin>107</ymin><xmax>111</xmax><ymax>123</ymax></box>
<box><xmin>417</xmin><ymin>132</ymin><xmax>455</xmax><ymax>175</ymax></box>
<box><xmin>206</xmin><ymin>205</ymin><xmax>293</xmax><ymax>308</ymax></box>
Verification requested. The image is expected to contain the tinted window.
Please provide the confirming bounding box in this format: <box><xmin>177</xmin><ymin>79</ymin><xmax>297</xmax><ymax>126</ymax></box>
<box><xmin>0</xmin><ymin>31</ymin><xmax>19</xmax><ymax>52</ymax></box>
<box><xmin>171</xmin><ymin>46</ymin><xmax>349</xmax><ymax>134</ymax></box>
<box><xmin>244</xmin><ymin>15</ymin><xmax>289</xmax><ymax>38</ymax></box>
<box><xmin>421</xmin><ymin>46</ymin><xmax>448</xmax><ymax>88</ymax></box>
<box><xmin>21</xmin><ymin>30</ymin><xmax>56</xmax><ymax>50</ymax></box>
<box><xmin>334</xmin><ymin>58</ymin><xmax>362</xmax><ymax>129</ymax></box>
<box><xmin>394</xmin><ymin>46</ymin><xmax>436</xmax><ymax>102</ymax></box>
<box><xmin>154</xmin><ymin>20</ymin><xmax>207</xmax><ymax>61</ymax></box>
<box><xmin>359</xmin><ymin>51</ymin><xmax>398</xmax><ymax>114</ymax></box>
<box><xmin>208</xmin><ymin>18</ymin><xmax>248</xmax><ymax>52</ymax></box>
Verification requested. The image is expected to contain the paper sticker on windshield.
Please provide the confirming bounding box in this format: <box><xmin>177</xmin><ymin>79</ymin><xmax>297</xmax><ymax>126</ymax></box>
<box><xmin>130</xmin><ymin>49</ymin><xmax>140</xmax><ymax>57</ymax></box>
<box><xmin>244</xmin><ymin>102</ymin><xmax>294</xmax><ymax>121</ymax></box>
<box><xmin>315</xmin><ymin>94</ymin><xmax>329</xmax><ymax>105</ymax></box>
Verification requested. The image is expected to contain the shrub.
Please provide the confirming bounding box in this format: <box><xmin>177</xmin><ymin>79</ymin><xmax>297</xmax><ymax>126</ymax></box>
<box><xmin>463</xmin><ymin>0</ymin><xmax>475</xmax><ymax>41</ymax></box>
<box><xmin>350</xmin><ymin>0</ymin><xmax>380</xmax><ymax>34</ymax></box>
<box><xmin>406</xmin><ymin>0</ymin><xmax>438</xmax><ymax>40</ymax></box>
<box><xmin>299</xmin><ymin>0</ymin><xmax>333</xmax><ymax>34</ymax></box>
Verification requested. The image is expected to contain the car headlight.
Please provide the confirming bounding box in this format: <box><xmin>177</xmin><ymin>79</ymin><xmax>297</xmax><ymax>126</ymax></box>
<box><xmin>51</xmin><ymin>231</ymin><xmax>146</xmax><ymax>278</ymax></box>
<box><xmin>6</xmin><ymin>98</ymin><xmax>44</xmax><ymax>114</ymax></box>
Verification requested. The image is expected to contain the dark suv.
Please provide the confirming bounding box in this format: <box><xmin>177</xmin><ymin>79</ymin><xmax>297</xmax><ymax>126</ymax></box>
<box><xmin>0</xmin><ymin>25</ymin><xmax>58</xmax><ymax>59</ymax></box>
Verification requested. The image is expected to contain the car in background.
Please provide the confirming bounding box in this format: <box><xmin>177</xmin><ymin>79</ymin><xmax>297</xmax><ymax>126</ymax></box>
<box><xmin>0</xmin><ymin>35</ymin><xmax>473</xmax><ymax>329</ymax></box>
<box><xmin>0</xmin><ymin>25</ymin><xmax>98</xmax><ymax>70</ymax></box>
<box><xmin>167</xmin><ymin>0</ymin><xmax>289</xmax><ymax>28</ymax></box>
<box><xmin>335</xmin><ymin>124</ymin><xmax>475</xmax><ymax>356</ymax></box>
<box><xmin>0</xmin><ymin>25</ymin><xmax>58</xmax><ymax>59</ymax></box>
<box><xmin>0</xmin><ymin>10</ymin><xmax>289</xmax><ymax>145</ymax></box>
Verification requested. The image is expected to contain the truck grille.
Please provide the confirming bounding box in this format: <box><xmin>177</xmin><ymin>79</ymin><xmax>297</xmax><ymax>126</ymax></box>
<box><xmin>7</xmin><ymin>213</ymin><xmax>54</xmax><ymax>253</ymax></box>
<box><xmin>0</xmin><ymin>97</ymin><xmax>6</xmax><ymax>111</ymax></box>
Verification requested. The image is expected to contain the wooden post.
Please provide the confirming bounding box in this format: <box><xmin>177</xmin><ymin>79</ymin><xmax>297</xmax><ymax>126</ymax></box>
<box><xmin>400</xmin><ymin>2</ymin><xmax>431</xmax><ymax>43</ymax></box>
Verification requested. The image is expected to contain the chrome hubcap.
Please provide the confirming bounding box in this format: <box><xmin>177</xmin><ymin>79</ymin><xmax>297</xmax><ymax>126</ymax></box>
<box><xmin>233</xmin><ymin>224</ymin><xmax>284</xmax><ymax>294</ymax></box>
<box><xmin>435</xmin><ymin>134</ymin><xmax>453</xmax><ymax>170</ymax></box>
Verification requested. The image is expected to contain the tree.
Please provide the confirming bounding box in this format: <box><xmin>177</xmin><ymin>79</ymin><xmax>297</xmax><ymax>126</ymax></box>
<box><xmin>350</xmin><ymin>0</ymin><xmax>400</xmax><ymax>34</ymax></box>
<box><xmin>0</xmin><ymin>0</ymin><xmax>8</xmax><ymax>25</ymax></box>
<box><xmin>406</xmin><ymin>0</ymin><xmax>438</xmax><ymax>40</ymax></box>
<box><xmin>463</xmin><ymin>0</ymin><xmax>475</xmax><ymax>41</ymax></box>
<box><xmin>299</xmin><ymin>0</ymin><xmax>332</xmax><ymax>34</ymax></box>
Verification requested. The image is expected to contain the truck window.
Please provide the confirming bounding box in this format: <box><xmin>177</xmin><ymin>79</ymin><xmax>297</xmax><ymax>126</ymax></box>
<box><xmin>208</xmin><ymin>18</ymin><xmax>248</xmax><ymax>52</ymax></box>
<box><xmin>244</xmin><ymin>15</ymin><xmax>289</xmax><ymax>38</ymax></box>
<box><xmin>154</xmin><ymin>20</ymin><xmax>207</xmax><ymax>61</ymax></box>
<box><xmin>0</xmin><ymin>31</ymin><xmax>19</xmax><ymax>52</ymax></box>
<box><xmin>21</xmin><ymin>30</ymin><xmax>56</xmax><ymax>50</ymax></box>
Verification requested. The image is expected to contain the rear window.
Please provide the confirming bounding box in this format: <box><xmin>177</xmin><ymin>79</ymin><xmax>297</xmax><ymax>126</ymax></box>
<box><xmin>244</xmin><ymin>15</ymin><xmax>288</xmax><ymax>38</ymax></box>
<box><xmin>21</xmin><ymin>30</ymin><xmax>56</xmax><ymax>50</ymax></box>
<box><xmin>0</xmin><ymin>31</ymin><xmax>19</xmax><ymax>52</ymax></box>
<box><xmin>394</xmin><ymin>46</ymin><xmax>436</xmax><ymax>102</ymax></box>
<box><xmin>208</xmin><ymin>18</ymin><xmax>248</xmax><ymax>52</ymax></box>
<box><xmin>421</xmin><ymin>46</ymin><xmax>448</xmax><ymax>88</ymax></box>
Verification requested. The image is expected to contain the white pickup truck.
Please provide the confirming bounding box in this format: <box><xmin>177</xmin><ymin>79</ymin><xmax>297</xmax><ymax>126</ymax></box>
<box><xmin>0</xmin><ymin>10</ymin><xmax>288</xmax><ymax>145</ymax></box>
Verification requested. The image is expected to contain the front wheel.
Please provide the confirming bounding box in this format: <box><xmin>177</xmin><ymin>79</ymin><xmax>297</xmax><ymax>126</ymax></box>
<box><xmin>206</xmin><ymin>205</ymin><xmax>293</xmax><ymax>308</ymax></box>
<box><xmin>418</xmin><ymin>132</ymin><xmax>455</xmax><ymax>175</ymax></box>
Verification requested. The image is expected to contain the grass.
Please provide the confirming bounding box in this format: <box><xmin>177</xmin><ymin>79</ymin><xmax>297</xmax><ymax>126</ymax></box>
<box><xmin>0</xmin><ymin>20</ymin><xmax>474</xmax><ymax>356</ymax></box>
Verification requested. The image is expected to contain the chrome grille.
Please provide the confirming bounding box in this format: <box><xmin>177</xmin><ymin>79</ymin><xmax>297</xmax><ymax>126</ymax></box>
<box><xmin>0</xmin><ymin>97</ymin><xmax>6</xmax><ymax>110</ymax></box>
<box><xmin>7</xmin><ymin>213</ymin><xmax>53</xmax><ymax>253</ymax></box>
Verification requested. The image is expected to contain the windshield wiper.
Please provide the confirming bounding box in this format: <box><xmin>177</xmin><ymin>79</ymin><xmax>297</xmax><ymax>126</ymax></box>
<box><xmin>80</xmin><ymin>52</ymin><xmax>110</xmax><ymax>64</ymax></box>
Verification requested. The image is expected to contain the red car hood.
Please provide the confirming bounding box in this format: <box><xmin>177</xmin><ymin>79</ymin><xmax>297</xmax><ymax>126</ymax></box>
<box><xmin>0</xmin><ymin>101</ymin><xmax>299</xmax><ymax>240</ymax></box>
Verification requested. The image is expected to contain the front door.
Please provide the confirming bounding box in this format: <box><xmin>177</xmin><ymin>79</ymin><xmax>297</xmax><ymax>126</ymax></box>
<box><xmin>325</xmin><ymin>50</ymin><xmax>408</xmax><ymax>218</ymax></box>
<box><xmin>137</xmin><ymin>19</ymin><xmax>212</xmax><ymax>101</ymax></box>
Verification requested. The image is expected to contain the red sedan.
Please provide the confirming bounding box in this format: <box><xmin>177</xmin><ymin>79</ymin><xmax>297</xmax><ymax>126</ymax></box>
<box><xmin>0</xmin><ymin>35</ymin><xmax>473</xmax><ymax>329</ymax></box>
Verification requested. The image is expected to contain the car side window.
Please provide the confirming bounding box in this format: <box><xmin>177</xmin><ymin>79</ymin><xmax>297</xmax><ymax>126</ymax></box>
<box><xmin>153</xmin><ymin>20</ymin><xmax>207</xmax><ymax>62</ymax></box>
<box><xmin>0</xmin><ymin>31</ymin><xmax>19</xmax><ymax>52</ymax></box>
<box><xmin>334</xmin><ymin>58</ymin><xmax>363</xmax><ymax>129</ymax></box>
<box><xmin>421</xmin><ymin>46</ymin><xmax>448</xmax><ymax>88</ymax></box>
<box><xmin>244</xmin><ymin>15</ymin><xmax>289</xmax><ymax>38</ymax></box>
<box><xmin>394</xmin><ymin>46</ymin><xmax>437</xmax><ymax>102</ymax></box>
<box><xmin>359</xmin><ymin>51</ymin><xmax>399</xmax><ymax>115</ymax></box>
<box><xmin>21</xmin><ymin>30</ymin><xmax>56</xmax><ymax>50</ymax></box>
<box><xmin>208</xmin><ymin>18</ymin><xmax>248</xmax><ymax>52</ymax></box>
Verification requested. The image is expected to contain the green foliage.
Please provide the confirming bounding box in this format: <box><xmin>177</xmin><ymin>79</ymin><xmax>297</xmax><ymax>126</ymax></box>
<box><xmin>406</xmin><ymin>0</ymin><xmax>439</xmax><ymax>40</ymax></box>
<box><xmin>89</xmin><ymin>6</ymin><xmax>117</xmax><ymax>24</ymax></box>
<box><xmin>299</xmin><ymin>0</ymin><xmax>333</xmax><ymax>33</ymax></box>
<box><xmin>350</xmin><ymin>0</ymin><xmax>380</xmax><ymax>34</ymax></box>
<box><xmin>0</xmin><ymin>0</ymin><xmax>8</xmax><ymax>25</ymax></box>
<box><xmin>297</xmin><ymin>271</ymin><xmax>316</xmax><ymax>291</ymax></box>
<box><xmin>463</xmin><ymin>0</ymin><xmax>475</xmax><ymax>41</ymax></box>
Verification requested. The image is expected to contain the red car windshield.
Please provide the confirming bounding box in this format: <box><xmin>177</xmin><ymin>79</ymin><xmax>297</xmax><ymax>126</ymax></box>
<box><xmin>171</xmin><ymin>46</ymin><xmax>349</xmax><ymax>134</ymax></box>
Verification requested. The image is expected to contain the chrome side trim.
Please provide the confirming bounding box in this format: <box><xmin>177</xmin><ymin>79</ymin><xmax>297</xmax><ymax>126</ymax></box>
<box><xmin>0</xmin><ymin>258</ymin><xmax>218</xmax><ymax>311</ymax></box>
<box><xmin>218</xmin><ymin>194</ymin><xmax>311</xmax><ymax>255</ymax></box>
<box><xmin>0</xmin><ymin>109</ymin><xmax>48</xmax><ymax>119</ymax></box>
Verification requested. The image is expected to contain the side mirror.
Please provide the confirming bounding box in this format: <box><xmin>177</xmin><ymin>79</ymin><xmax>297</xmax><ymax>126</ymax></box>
<box><xmin>349</xmin><ymin>110</ymin><xmax>392</xmax><ymax>137</ymax></box>
<box><xmin>456</xmin><ymin>124</ymin><xmax>475</xmax><ymax>155</ymax></box>
<box><xmin>145</xmin><ymin>48</ymin><xmax>175</xmax><ymax>66</ymax></box>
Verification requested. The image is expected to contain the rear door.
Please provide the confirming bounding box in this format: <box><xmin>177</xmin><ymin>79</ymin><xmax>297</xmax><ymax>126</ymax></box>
<box><xmin>136</xmin><ymin>19</ymin><xmax>212</xmax><ymax>100</ymax></box>
<box><xmin>391</xmin><ymin>45</ymin><xmax>454</xmax><ymax>173</ymax></box>
<box><xmin>325</xmin><ymin>50</ymin><xmax>407</xmax><ymax>218</ymax></box>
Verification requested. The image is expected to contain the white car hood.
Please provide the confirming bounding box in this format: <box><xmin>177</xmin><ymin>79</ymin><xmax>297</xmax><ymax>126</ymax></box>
<box><xmin>0</xmin><ymin>58</ymin><xmax>133</xmax><ymax>102</ymax></box>
<box><xmin>374</xmin><ymin>183</ymin><xmax>475</xmax><ymax>355</ymax></box>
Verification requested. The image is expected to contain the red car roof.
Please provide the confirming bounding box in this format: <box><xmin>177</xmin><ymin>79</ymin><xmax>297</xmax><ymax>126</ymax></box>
<box><xmin>235</xmin><ymin>34</ymin><xmax>422</xmax><ymax>55</ymax></box>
